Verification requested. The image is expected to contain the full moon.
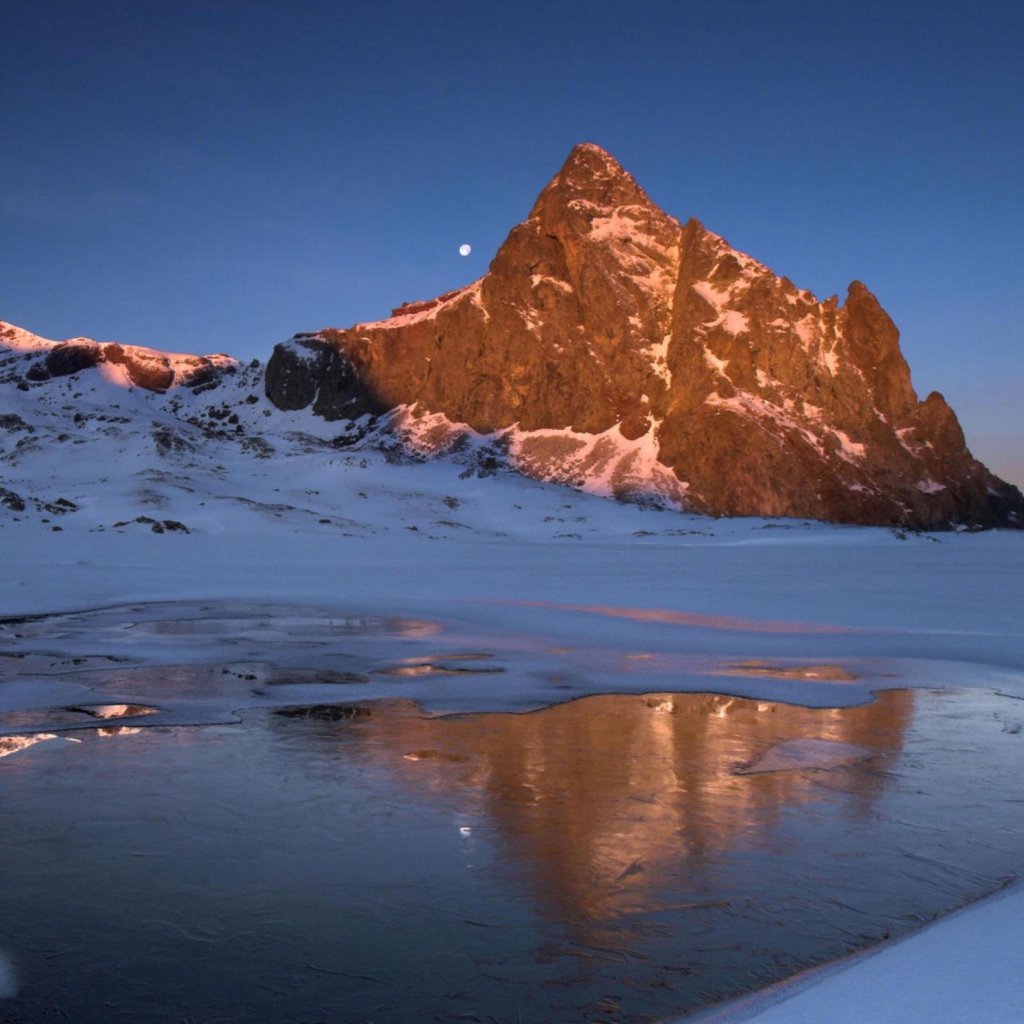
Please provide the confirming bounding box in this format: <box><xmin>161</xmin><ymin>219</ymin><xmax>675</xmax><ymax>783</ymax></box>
<box><xmin>459</xmin><ymin>244</ymin><xmax>471</xmax><ymax>256</ymax></box>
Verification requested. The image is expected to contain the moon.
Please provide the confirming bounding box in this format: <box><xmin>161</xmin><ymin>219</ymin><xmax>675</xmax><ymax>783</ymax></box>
<box><xmin>459</xmin><ymin>243</ymin><xmax>471</xmax><ymax>256</ymax></box>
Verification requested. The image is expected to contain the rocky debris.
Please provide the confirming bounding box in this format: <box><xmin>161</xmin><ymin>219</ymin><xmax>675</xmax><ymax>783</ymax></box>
<box><xmin>179</xmin><ymin>359</ymin><xmax>225</xmax><ymax>391</ymax></box>
<box><xmin>152</xmin><ymin>427</ymin><xmax>196</xmax><ymax>457</ymax></box>
<box><xmin>111</xmin><ymin>516</ymin><xmax>189</xmax><ymax>534</ymax></box>
<box><xmin>0</xmin><ymin>487</ymin><xmax>26</xmax><ymax>512</ymax></box>
<box><xmin>240</xmin><ymin>436</ymin><xmax>276</xmax><ymax>458</ymax></box>
<box><xmin>0</xmin><ymin>414</ymin><xmax>33</xmax><ymax>433</ymax></box>
<box><xmin>265</xmin><ymin>143</ymin><xmax>1023</xmax><ymax>530</ymax></box>
<box><xmin>39</xmin><ymin>498</ymin><xmax>78</xmax><ymax>515</ymax></box>
<box><xmin>25</xmin><ymin>362</ymin><xmax>53</xmax><ymax>382</ymax></box>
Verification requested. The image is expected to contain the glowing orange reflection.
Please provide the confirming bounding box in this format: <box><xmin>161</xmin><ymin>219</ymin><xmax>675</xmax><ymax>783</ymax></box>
<box><xmin>488</xmin><ymin>600</ymin><xmax>857</xmax><ymax>634</ymax></box>
<box><xmin>302</xmin><ymin>690</ymin><xmax>913</xmax><ymax>936</ymax></box>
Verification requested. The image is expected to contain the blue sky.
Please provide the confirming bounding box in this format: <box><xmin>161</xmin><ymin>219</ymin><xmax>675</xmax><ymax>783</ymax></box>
<box><xmin>1</xmin><ymin>0</ymin><xmax>1021</xmax><ymax>484</ymax></box>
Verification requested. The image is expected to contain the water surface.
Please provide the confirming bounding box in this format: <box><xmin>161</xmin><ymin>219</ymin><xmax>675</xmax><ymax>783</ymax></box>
<box><xmin>1</xmin><ymin>604</ymin><xmax>1023</xmax><ymax>1022</ymax></box>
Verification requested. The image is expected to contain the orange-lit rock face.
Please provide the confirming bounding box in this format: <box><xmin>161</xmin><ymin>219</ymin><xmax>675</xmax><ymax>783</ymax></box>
<box><xmin>267</xmin><ymin>144</ymin><xmax>1022</xmax><ymax>528</ymax></box>
<box><xmin>297</xmin><ymin>690</ymin><xmax>914</xmax><ymax>938</ymax></box>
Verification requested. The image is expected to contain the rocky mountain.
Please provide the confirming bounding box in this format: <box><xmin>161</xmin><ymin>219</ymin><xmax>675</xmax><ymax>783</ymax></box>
<box><xmin>264</xmin><ymin>143</ymin><xmax>1022</xmax><ymax>530</ymax></box>
<box><xmin>2</xmin><ymin>144</ymin><xmax>1020</xmax><ymax>531</ymax></box>
<box><xmin>0</xmin><ymin>320</ymin><xmax>238</xmax><ymax>392</ymax></box>
<box><xmin>0</xmin><ymin>318</ymin><xmax>732</xmax><ymax>545</ymax></box>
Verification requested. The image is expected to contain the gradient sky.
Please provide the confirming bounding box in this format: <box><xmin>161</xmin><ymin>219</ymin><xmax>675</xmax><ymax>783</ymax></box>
<box><xmin>1</xmin><ymin>0</ymin><xmax>1021</xmax><ymax>485</ymax></box>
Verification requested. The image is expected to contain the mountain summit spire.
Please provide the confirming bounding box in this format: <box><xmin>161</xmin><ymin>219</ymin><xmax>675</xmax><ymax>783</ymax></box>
<box><xmin>529</xmin><ymin>142</ymin><xmax>657</xmax><ymax>221</ymax></box>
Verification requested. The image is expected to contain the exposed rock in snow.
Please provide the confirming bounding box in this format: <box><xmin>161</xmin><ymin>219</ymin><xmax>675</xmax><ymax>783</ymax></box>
<box><xmin>1</xmin><ymin>321</ymin><xmax>238</xmax><ymax>393</ymax></box>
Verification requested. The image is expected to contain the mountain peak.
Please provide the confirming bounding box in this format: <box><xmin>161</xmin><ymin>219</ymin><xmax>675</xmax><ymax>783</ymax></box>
<box><xmin>261</xmin><ymin>147</ymin><xmax>1022</xmax><ymax>530</ymax></box>
<box><xmin>562</xmin><ymin>141</ymin><xmax>628</xmax><ymax>176</ymax></box>
<box><xmin>529</xmin><ymin>142</ymin><xmax>656</xmax><ymax>221</ymax></box>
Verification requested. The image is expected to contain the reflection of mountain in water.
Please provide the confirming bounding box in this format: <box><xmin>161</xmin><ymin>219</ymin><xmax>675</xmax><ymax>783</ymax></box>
<box><xmin>278</xmin><ymin>691</ymin><xmax>914</xmax><ymax>937</ymax></box>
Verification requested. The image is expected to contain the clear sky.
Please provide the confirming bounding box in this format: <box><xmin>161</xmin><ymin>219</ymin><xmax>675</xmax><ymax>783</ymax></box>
<box><xmin>1</xmin><ymin>0</ymin><xmax>1021</xmax><ymax>485</ymax></box>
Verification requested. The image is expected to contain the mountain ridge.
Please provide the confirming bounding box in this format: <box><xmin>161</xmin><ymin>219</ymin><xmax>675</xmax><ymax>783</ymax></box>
<box><xmin>3</xmin><ymin>144</ymin><xmax>1021</xmax><ymax>531</ymax></box>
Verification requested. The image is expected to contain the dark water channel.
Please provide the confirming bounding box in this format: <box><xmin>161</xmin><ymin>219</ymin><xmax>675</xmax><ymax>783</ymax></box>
<box><xmin>1</xmin><ymin>604</ymin><xmax>1023</xmax><ymax>1023</ymax></box>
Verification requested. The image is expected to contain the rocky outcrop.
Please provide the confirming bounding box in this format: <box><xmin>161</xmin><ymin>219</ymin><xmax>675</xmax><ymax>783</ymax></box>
<box><xmin>0</xmin><ymin>321</ymin><xmax>239</xmax><ymax>394</ymax></box>
<box><xmin>266</xmin><ymin>143</ymin><xmax>1022</xmax><ymax>529</ymax></box>
<box><xmin>44</xmin><ymin>343</ymin><xmax>103</xmax><ymax>378</ymax></box>
<box><xmin>263</xmin><ymin>336</ymin><xmax>386</xmax><ymax>419</ymax></box>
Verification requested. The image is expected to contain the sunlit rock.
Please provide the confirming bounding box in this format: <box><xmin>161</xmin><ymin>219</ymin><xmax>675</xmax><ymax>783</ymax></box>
<box><xmin>267</xmin><ymin>144</ymin><xmax>1023</xmax><ymax>529</ymax></box>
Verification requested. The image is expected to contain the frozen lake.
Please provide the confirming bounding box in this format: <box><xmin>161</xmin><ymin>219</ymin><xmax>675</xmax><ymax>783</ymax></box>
<box><xmin>2</xmin><ymin>602</ymin><xmax>1024</xmax><ymax>1023</ymax></box>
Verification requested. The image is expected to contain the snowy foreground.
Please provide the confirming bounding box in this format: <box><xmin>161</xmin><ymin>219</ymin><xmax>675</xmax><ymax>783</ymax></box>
<box><xmin>679</xmin><ymin>879</ymin><xmax>1024</xmax><ymax>1023</ymax></box>
<box><xmin>2</xmin><ymin>366</ymin><xmax>1024</xmax><ymax>1020</ymax></box>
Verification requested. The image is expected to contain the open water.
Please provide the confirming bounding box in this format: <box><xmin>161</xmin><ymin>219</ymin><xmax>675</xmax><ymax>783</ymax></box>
<box><xmin>1</xmin><ymin>603</ymin><xmax>1023</xmax><ymax>1023</ymax></box>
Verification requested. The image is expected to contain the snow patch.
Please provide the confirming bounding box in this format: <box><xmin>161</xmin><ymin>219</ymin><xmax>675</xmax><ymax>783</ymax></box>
<box><xmin>508</xmin><ymin>420</ymin><xmax>688</xmax><ymax>508</ymax></box>
<box><xmin>692</xmin><ymin>281</ymin><xmax>731</xmax><ymax>307</ymax></box>
<box><xmin>795</xmin><ymin>315</ymin><xmax>817</xmax><ymax>348</ymax></box>
<box><xmin>716</xmin><ymin>310</ymin><xmax>749</xmax><ymax>335</ymax></box>
<box><xmin>830</xmin><ymin>430</ymin><xmax>866</xmax><ymax>462</ymax></box>
<box><xmin>896</xmin><ymin>428</ymin><xmax>922</xmax><ymax>455</ymax></box>
<box><xmin>531</xmin><ymin>275</ymin><xmax>573</xmax><ymax>294</ymax></box>
<box><xmin>704</xmin><ymin>350</ymin><xmax>730</xmax><ymax>374</ymax></box>
<box><xmin>647</xmin><ymin>335</ymin><xmax>673</xmax><ymax>386</ymax></box>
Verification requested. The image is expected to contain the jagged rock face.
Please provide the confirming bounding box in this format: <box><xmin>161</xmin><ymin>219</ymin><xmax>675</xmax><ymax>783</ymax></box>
<box><xmin>266</xmin><ymin>143</ymin><xmax>1022</xmax><ymax>529</ymax></box>
<box><xmin>0</xmin><ymin>321</ymin><xmax>238</xmax><ymax>393</ymax></box>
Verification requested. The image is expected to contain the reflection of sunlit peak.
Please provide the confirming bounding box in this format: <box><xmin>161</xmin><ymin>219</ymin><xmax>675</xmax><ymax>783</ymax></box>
<box><xmin>382</xmin><ymin>664</ymin><xmax>439</xmax><ymax>677</ymax></box>
<box><xmin>73</xmin><ymin>704</ymin><xmax>158</xmax><ymax>719</ymax></box>
<box><xmin>723</xmin><ymin>660</ymin><xmax>858</xmax><ymax>681</ymax></box>
<box><xmin>713</xmin><ymin>698</ymin><xmax>735</xmax><ymax>718</ymax></box>
<box><xmin>508</xmin><ymin>600</ymin><xmax>853</xmax><ymax>635</ymax></box>
<box><xmin>402</xmin><ymin>748</ymin><xmax>469</xmax><ymax>763</ymax></box>
<box><xmin>98</xmin><ymin>726</ymin><xmax>142</xmax><ymax>738</ymax></box>
<box><xmin>0</xmin><ymin>733</ymin><xmax>60</xmax><ymax>759</ymax></box>
<box><xmin>328</xmin><ymin>689</ymin><xmax>914</xmax><ymax>934</ymax></box>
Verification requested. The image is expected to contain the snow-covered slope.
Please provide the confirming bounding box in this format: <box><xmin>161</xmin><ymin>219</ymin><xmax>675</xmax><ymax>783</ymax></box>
<box><xmin>0</xmin><ymin>318</ymin><xmax>703</xmax><ymax>536</ymax></box>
